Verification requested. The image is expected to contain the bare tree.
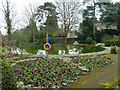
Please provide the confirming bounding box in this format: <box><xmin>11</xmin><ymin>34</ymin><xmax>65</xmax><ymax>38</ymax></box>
<box><xmin>22</xmin><ymin>3</ymin><xmax>38</xmax><ymax>45</ymax></box>
<box><xmin>55</xmin><ymin>0</ymin><xmax>81</xmax><ymax>43</ymax></box>
<box><xmin>22</xmin><ymin>3</ymin><xmax>37</xmax><ymax>26</ymax></box>
<box><xmin>1</xmin><ymin>0</ymin><xmax>16</xmax><ymax>45</ymax></box>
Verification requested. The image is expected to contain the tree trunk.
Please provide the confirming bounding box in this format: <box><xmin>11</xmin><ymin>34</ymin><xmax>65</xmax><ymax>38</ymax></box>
<box><xmin>93</xmin><ymin>0</ymin><xmax>96</xmax><ymax>42</ymax></box>
<box><xmin>65</xmin><ymin>36</ymin><xmax>67</xmax><ymax>44</ymax></box>
<box><xmin>117</xmin><ymin>3</ymin><xmax>120</xmax><ymax>35</ymax></box>
<box><xmin>33</xmin><ymin>29</ymin><xmax>35</xmax><ymax>45</ymax></box>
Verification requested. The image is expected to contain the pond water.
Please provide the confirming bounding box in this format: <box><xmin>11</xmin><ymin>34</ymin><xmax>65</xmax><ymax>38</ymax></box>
<box><xmin>10</xmin><ymin>45</ymin><xmax>105</xmax><ymax>55</ymax></box>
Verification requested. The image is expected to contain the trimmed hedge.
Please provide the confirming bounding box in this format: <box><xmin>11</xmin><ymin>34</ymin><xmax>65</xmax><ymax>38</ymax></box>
<box><xmin>1</xmin><ymin>49</ymin><xmax>17</xmax><ymax>89</ymax></box>
<box><xmin>103</xmin><ymin>40</ymin><xmax>120</xmax><ymax>46</ymax></box>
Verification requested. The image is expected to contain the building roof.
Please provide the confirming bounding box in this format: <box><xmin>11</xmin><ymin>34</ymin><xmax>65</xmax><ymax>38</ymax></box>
<box><xmin>53</xmin><ymin>30</ymin><xmax>78</xmax><ymax>38</ymax></box>
<box><xmin>67</xmin><ymin>32</ymin><xmax>78</xmax><ymax>38</ymax></box>
<box><xmin>52</xmin><ymin>30</ymin><xmax>67</xmax><ymax>37</ymax></box>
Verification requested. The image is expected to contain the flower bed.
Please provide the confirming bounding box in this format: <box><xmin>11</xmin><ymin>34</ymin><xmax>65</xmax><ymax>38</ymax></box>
<box><xmin>12</xmin><ymin>55</ymin><xmax>112</xmax><ymax>88</ymax></box>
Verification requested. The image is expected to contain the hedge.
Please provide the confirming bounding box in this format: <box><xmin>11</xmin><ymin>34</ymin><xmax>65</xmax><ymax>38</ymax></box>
<box><xmin>1</xmin><ymin>48</ymin><xmax>17</xmax><ymax>90</ymax></box>
<box><xmin>103</xmin><ymin>40</ymin><xmax>120</xmax><ymax>46</ymax></box>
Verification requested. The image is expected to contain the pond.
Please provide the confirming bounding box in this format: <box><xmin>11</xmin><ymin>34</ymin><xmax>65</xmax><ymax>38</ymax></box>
<box><xmin>10</xmin><ymin>45</ymin><xmax>105</xmax><ymax>55</ymax></box>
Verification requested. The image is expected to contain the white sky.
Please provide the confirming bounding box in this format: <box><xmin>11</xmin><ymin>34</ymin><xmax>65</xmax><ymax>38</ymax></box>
<box><xmin>0</xmin><ymin>0</ymin><xmax>55</xmax><ymax>35</ymax></box>
<box><xmin>0</xmin><ymin>0</ymin><xmax>120</xmax><ymax>35</ymax></box>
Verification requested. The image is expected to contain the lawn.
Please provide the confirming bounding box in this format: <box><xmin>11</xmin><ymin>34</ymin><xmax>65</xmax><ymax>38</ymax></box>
<box><xmin>12</xmin><ymin>55</ymin><xmax>112</xmax><ymax>88</ymax></box>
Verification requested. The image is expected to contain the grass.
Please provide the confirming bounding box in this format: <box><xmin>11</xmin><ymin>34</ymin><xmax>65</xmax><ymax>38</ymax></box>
<box><xmin>101</xmin><ymin>76</ymin><xmax>120</xmax><ymax>88</ymax></box>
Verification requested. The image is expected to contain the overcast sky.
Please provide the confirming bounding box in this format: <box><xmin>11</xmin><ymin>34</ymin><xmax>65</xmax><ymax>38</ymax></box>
<box><xmin>0</xmin><ymin>0</ymin><xmax>119</xmax><ymax>35</ymax></box>
<box><xmin>0</xmin><ymin>0</ymin><xmax>55</xmax><ymax>35</ymax></box>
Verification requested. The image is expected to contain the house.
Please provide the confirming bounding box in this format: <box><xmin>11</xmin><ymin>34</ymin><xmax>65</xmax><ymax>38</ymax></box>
<box><xmin>52</xmin><ymin>30</ymin><xmax>67</xmax><ymax>44</ymax></box>
<box><xmin>67</xmin><ymin>31</ymin><xmax>78</xmax><ymax>38</ymax></box>
<box><xmin>95</xmin><ymin>23</ymin><xmax>117</xmax><ymax>31</ymax></box>
<box><xmin>67</xmin><ymin>31</ymin><xmax>78</xmax><ymax>44</ymax></box>
<box><xmin>52</xmin><ymin>29</ymin><xmax>78</xmax><ymax>44</ymax></box>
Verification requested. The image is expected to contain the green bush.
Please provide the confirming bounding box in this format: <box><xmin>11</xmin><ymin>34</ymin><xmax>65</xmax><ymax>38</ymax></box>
<box><xmin>95</xmin><ymin>30</ymin><xmax>104</xmax><ymax>42</ymax></box>
<box><xmin>103</xmin><ymin>40</ymin><xmax>112</xmax><ymax>46</ymax></box>
<box><xmin>101</xmin><ymin>34</ymin><xmax>113</xmax><ymax>42</ymax></box>
<box><xmin>2</xmin><ymin>55</ymin><xmax>17</xmax><ymax>89</ymax></box>
<box><xmin>102</xmin><ymin>35</ymin><xmax>120</xmax><ymax>46</ymax></box>
<box><xmin>103</xmin><ymin>40</ymin><xmax>120</xmax><ymax>46</ymax></box>
<box><xmin>101</xmin><ymin>29</ymin><xmax>119</xmax><ymax>36</ymax></box>
<box><xmin>112</xmin><ymin>35</ymin><xmax>119</xmax><ymax>40</ymax></box>
<box><xmin>110</xmin><ymin>46</ymin><xmax>117</xmax><ymax>54</ymax></box>
<box><xmin>85</xmin><ymin>37</ymin><xmax>93</xmax><ymax>44</ymax></box>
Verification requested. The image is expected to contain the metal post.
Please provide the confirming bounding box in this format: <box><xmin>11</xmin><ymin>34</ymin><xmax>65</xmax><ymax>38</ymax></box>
<box><xmin>46</xmin><ymin>15</ymin><xmax>49</xmax><ymax>57</ymax></box>
<box><xmin>46</xmin><ymin>33</ymin><xmax>48</xmax><ymax>57</ymax></box>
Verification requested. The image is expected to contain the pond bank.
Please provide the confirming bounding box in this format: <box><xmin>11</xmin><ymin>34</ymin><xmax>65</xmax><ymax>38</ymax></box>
<box><xmin>29</xmin><ymin>47</ymin><xmax>110</xmax><ymax>58</ymax></box>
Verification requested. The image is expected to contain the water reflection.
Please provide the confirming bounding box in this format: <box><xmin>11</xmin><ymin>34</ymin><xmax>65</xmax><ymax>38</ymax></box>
<box><xmin>37</xmin><ymin>50</ymin><xmax>46</xmax><ymax>55</ymax></box>
<box><xmin>58</xmin><ymin>50</ymin><xmax>66</xmax><ymax>55</ymax></box>
<box><xmin>11</xmin><ymin>48</ymin><xmax>29</xmax><ymax>54</ymax></box>
<box><xmin>68</xmin><ymin>47</ymin><xmax>83</xmax><ymax>55</ymax></box>
<box><xmin>10</xmin><ymin>45</ymin><xmax>105</xmax><ymax>55</ymax></box>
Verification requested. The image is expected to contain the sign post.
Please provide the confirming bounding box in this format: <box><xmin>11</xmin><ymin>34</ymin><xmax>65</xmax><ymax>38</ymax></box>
<box><xmin>46</xmin><ymin>33</ymin><xmax>48</xmax><ymax>57</ymax></box>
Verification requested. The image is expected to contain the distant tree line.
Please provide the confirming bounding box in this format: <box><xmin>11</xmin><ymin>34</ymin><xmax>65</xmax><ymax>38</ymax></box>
<box><xmin>77</xmin><ymin>2</ymin><xmax>120</xmax><ymax>44</ymax></box>
<box><xmin>1</xmin><ymin>0</ymin><xmax>120</xmax><ymax>46</ymax></box>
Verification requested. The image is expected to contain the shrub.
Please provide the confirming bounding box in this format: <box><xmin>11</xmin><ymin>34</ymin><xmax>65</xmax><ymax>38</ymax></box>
<box><xmin>103</xmin><ymin>40</ymin><xmax>120</xmax><ymax>46</ymax></box>
<box><xmin>95</xmin><ymin>30</ymin><xmax>104</xmax><ymax>42</ymax></box>
<box><xmin>1</xmin><ymin>54</ymin><xmax>17</xmax><ymax>89</ymax></box>
<box><xmin>101</xmin><ymin>34</ymin><xmax>113</xmax><ymax>42</ymax></box>
<box><xmin>91</xmin><ymin>41</ymin><xmax>97</xmax><ymax>45</ymax></box>
<box><xmin>85</xmin><ymin>37</ymin><xmax>93</xmax><ymax>44</ymax></box>
<box><xmin>110</xmin><ymin>46</ymin><xmax>117</xmax><ymax>54</ymax></box>
<box><xmin>103</xmin><ymin>40</ymin><xmax>111</xmax><ymax>46</ymax></box>
<box><xmin>112</xmin><ymin>35</ymin><xmax>119</xmax><ymax>40</ymax></box>
<box><xmin>102</xmin><ymin>35</ymin><xmax>120</xmax><ymax>46</ymax></box>
<box><xmin>102</xmin><ymin>29</ymin><xmax>119</xmax><ymax>36</ymax></box>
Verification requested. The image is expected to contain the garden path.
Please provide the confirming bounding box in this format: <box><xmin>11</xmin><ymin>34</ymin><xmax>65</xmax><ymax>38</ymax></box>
<box><xmin>66</xmin><ymin>47</ymin><xmax>120</xmax><ymax>89</ymax></box>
